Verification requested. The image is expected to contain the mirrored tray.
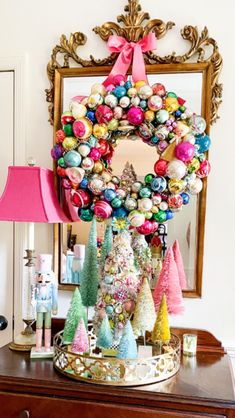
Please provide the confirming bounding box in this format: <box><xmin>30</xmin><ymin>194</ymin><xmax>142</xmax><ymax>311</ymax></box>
<box><xmin>53</xmin><ymin>327</ymin><xmax>181</xmax><ymax>386</ymax></box>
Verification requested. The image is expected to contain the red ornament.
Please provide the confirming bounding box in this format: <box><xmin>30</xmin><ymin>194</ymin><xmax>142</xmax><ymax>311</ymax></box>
<box><xmin>97</xmin><ymin>139</ymin><xmax>109</xmax><ymax>156</ymax></box>
<box><xmin>95</xmin><ymin>105</ymin><xmax>113</xmax><ymax>124</ymax></box>
<box><xmin>177</xmin><ymin>97</ymin><xmax>186</xmax><ymax>106</ymax></box>
<box><xmin>61</xmin><ymin>113</ymin><xmax>74</xmax><ymax>125</ymax></box>
<box><xmin>57</xmin><ymin>166</ymin><xmax>66</xmax><ymax>177</ymax></box>
<box><xmin>154</xmin><ymin>159</ymin><xmax>168</xmax><ymax>176</ymax></box>
<box><xmin>71</xmin><ymin>189</ymin><xmax>91</xmax><ymax>208</ymax></box>
<box><xmin>151</xmin><ymin>83</ymin><xmax>166</xmax><ymax>97</ymax></box>
<box><xmin>56</xmin><ymin>129</ymin><xmax>66</xmax><ymax>143</ymax></box>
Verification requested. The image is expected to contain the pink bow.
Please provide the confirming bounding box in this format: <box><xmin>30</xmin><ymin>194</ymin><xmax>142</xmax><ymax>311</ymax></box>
<box><xmin>103</xmin><ymin>33</ymin><xmax>157</xmax><ymax>87</ymax></box>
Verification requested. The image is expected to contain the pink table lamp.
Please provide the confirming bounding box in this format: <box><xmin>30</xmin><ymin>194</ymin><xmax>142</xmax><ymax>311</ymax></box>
<box><xmin>0</xmin><ymin>165</ymin><xmax>70</xmax><ymax>351</ymax></box>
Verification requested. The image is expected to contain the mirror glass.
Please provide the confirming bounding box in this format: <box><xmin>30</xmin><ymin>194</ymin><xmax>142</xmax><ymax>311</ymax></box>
<box><xmin>55</xmin><ymin>67</ymin><xmax>205</xmax><ymax>294</ymax></box>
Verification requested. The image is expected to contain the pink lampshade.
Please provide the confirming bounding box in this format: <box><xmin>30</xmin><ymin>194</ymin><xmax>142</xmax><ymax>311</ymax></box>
<box><xmin>0</xmin><ymin>166</ymin><xmax>71</xmax><ymax>222</ymax></box>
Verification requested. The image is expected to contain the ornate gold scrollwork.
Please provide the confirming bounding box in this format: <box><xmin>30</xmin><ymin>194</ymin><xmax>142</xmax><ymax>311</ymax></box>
<box><xmin>46</xmin><ymin>0</ymin><xmax>222</xmax><ymax>125</ymax></box>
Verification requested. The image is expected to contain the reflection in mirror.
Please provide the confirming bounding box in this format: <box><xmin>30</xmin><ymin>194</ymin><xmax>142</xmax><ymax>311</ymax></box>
<box><xmin>58</xmin><ymin>70</ymin><xmax>202</xmax><ymax>292</ymax></box>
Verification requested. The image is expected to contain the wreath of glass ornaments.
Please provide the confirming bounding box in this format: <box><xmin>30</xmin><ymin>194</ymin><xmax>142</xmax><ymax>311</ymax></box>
<box><xmin>52</xmin><ymin>74</ymin><xmax>211</xmax><ymax>234</ymax></box>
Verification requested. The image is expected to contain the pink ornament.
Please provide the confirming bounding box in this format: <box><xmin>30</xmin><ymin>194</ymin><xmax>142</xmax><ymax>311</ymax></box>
<box><xmin>167</xmin><ymin>195</ymin><xmax>183</xmax><ymax>210</ymax></box>
<box><xmin>106</xmin><ymin>84</ymin><xmax>115</xmax><ymax>92</ymax></box>
<box><xmin>151</xmin><ymin>221</ymin><xmax>159</xmax><ymax>233</ymax></box>
<box><xmin>154</xmin><ymin>159</ymin><xmax>168</xmax><ymax>176</ymax></box>
<box><xmin>95</xmin><ymin>105</ymin><xmax>113</xmax><ymax>124</ymax></box>
<box><xmin>127</xmin><ymin>107</ymin><xmax>144</xmax><ymax>125</ymax></box>
<box><xmin>70</xmin><ymin>189</ymin><xmax>91</xmax><ymax>208</ymax></box>
<box><xmin>93</xmin><ymin>201</ymin><xmax>112</xmax><ymax>219</ymax></box>
<box><xmin>157</xmin><ymin>140</ymin><xmax>168</xmax><ymax>153</ymax></box>
<box><xmin>73</xmin><ymin>117</ymin><xmax>92</xmax><ymax>140</ymax></box>
<box><xmin>175</xmin><ymin>141</ymin><xmax>195</xmax><ymax>162</ymax></box>
<box><xmin>113</xmin><ymin>74</ymin><xmax>126</xmax><ymax>85</ymax></box>
<box><xmin>136</xmin><ymin>220</ymin><xmax>158</xmax><ymax>235</ymax></box>
<box><xmin>61</xmin><ymin>178</ymin><xmax>71</xmax><ymax>189</ymax></box>
<box><xmin>88</xmin><ymin>147</ymin><xmax>101</xmax><ymax>161</ymax></box>
<box><xmin>196</xmin><ymin>160</ymin><xmax>211</xmax><ymax>178</ymax></box>
<box><xmin>117</xmin><ymin>322</ymin><xmax>124</xmax><ymax>330</ymax></box>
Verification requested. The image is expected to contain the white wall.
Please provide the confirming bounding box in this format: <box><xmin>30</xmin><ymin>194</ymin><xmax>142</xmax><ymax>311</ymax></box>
<box><xmin>1</xmin><ymin>0</ymin><xmax>234</xmax><ymax>354</ymax></box>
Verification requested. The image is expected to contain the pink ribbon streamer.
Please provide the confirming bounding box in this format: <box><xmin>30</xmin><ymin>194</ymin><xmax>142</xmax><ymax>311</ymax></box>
<box><xmin>103</xmin><ymin>33</ymin><xmax>157</xmax><ymax>87</ymax></box>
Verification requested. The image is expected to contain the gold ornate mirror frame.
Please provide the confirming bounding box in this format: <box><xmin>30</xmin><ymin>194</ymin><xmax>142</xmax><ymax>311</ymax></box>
<box><xmin>46</xmin><ymin>0</ymin><xmax>222</xmax><ymax>297</ymax></box>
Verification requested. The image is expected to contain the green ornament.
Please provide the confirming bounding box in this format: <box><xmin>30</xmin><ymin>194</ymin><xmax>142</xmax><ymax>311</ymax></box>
<box><xmin>111</xmin><ymin>196</ymin><xmax>123</xmax><ymax>208</ymax></box>
<box><xmin>153</xmin><ymin>210</ymin><xmax>167</xmax><ymax>222</ymax></box>
<box><xmin>63</xmin><ymin>123</ymin><xmax>73</xmax><ymax>136</ymax></box>
<box><xmin>168</xmin><ymin>132</ymin><xmax>175</xmax><ymax>140</ymax></box>
<box><xmin>139</xmin><ymin>187</ymin><xmax>152</xmax><ymax>198</ymax></box>
<box><xmin>107</xmin><ymin>118</ymin><xmax>119</xmax><ymax>131</ymax></box>
<box><xmin>144</xmin><ymin>173</ymin><xmax>155</xmax><ymax>184</ymax></box>
<box><xmin>179</xmin><ymin>105</ymin><xmax>186</xmax><ymax>112</ymax></box>
<box><xmin>187</xmin><ymin>157</ymin><xmax>200</xmax><ymax>174</ymax></box>
<box><xmin>58</xmin><ymin>157</ymin><xmax>66</xmax><ymax>168</ymax></box>
<box><xmin>167</xmin><ymin>92</ymin><xmax>177</xmax><ymax>98</ymax></box>
<box><xmin>79</xmin><ymin>208</ymin><xmax>94</xmax><ymax>222</ymax></box>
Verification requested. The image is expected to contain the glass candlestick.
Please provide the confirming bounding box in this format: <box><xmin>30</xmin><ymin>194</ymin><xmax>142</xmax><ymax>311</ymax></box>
<box><xmin>183</xmin><ymin>334</ymin><xmax>197</xmax><ymax>356</ymax></box>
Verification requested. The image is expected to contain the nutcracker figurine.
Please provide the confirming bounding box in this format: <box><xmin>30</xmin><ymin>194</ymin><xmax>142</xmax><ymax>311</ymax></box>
<box><xmin>30</xmin><ymin>254</ymin><xmax>58</xmax><ymax>358</ymax></box>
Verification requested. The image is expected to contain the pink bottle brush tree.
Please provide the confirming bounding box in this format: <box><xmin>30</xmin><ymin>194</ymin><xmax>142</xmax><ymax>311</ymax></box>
<box><xmin>71</xmin><ymin>318</ymin><xmax>89</xmax><ymax>354</ymax></box>
<box><xmin>172</xmin><ymin>239</ymin><xmax>187</xmax><ymax>290</ymax></box>
<box><xmin>153</xmin><ymin>246</ymin><xmax>184</xmax><ymax>315</ymax></box>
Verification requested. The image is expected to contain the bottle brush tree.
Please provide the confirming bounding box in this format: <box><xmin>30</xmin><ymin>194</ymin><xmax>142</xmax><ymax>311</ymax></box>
<box><xmin>63</xmin><ymin>288</ymin><xmax>87</xmax><ymax>344</ymax></box>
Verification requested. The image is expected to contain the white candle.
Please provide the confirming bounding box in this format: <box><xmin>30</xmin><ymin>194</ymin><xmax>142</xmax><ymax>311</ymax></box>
<box><xmin>28</xmin><ymin>222</ymin><xmax>34</xmax><ymax>250</ymax></box>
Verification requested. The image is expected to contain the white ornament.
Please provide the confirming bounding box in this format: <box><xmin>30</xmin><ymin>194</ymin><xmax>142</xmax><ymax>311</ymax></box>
<box><xmin>166</xmin><ymin>159</ymin><xmax>187</xmax><ymax>180</ymax></box>
<box><xmin>138</xmin><ymin>198</ymin><xmax>153</xmax><ymax>212</ymax></box>
<box><xmin>188</xmin><ymin>177</ymin><xmax>203</xmax><ymax>194</ymax></box>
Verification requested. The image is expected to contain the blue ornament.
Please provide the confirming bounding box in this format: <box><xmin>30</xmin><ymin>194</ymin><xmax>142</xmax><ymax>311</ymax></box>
<box><xmin>80</xmin><ymin>177</ymin><xmax>89</xmax><ymax>189</ymax></box>
<box><xmin>64</xmin><ymin>150</ymin><xmax>81</xmax><ymax>167</ymax></box>
<box><xmin>104</xmin><ymin>188</ymin><xmax>117</xmax><ymax>202</ymax></box>
<box><xmin>112</xmin><ymin>207</ymin><xmax>128</xmax><ymax>218</ymax></box>
<box><xmin>88</xmin><ymin>135</ymin><xmax>98</xmax><ymax>147</ymax></box>
<box><xmin>175</xmin><ymin>110</ymin><xmax>182</xmax><ymax>118</ymax></box>
<box><xmin>139</xmin><ymin>187</ymin><xmax>152</xmax><ymax>198</ymax></box>
<box><xmin>181</xmin><ymin>192</ymin><xmax>190</xmax><ymax>205</ymax></box>
<box><xmin>165</xmin><ymin>210</ymin><xmax>174</xmax><ymax>220</ymax></box>
<box><xmin>140</xmin><ymin>100</ymin><xmax>147</xmax><ymax>109</ymax></box>
<box><xmin>151</xmin><ymin>176</ymin><xmax>167</xmax><ymax>193</ymax></box>
<box><xmin>86</xmin><ymin>110</ymin><xmax>96</xmax><ymax>123</ymax></box>
<box><xmin>105</xmin><ymin>305</ymin><xmax>114</xmax><ymax>314</ymax></box>
<box><xmin>195</xmin><ymin>134</ymin><xmax>211</xmax><ymax>153</ymax></box>
<box><xmin>150</xmin><ymin>136</ymin><xmax>159</xmax><ymax>145</ymax></box>
<box><xmin>113</xmin><ymin>86</ymin><xmax>127</xmax><ymax>99</ymax></box>
<box><xmin>125</xmin><ymin>80</ymin><xmax>132</xmax><ymax>90</ymax></box>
